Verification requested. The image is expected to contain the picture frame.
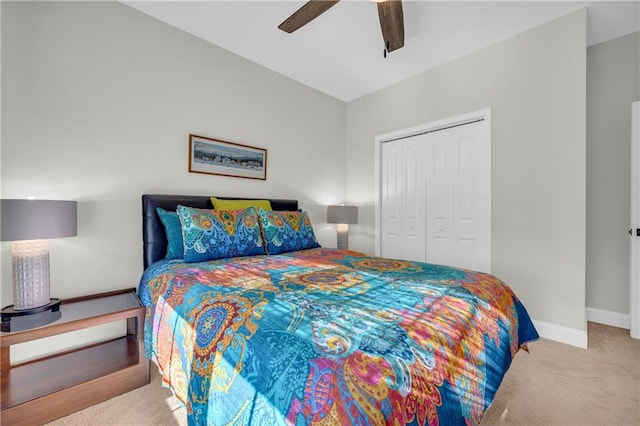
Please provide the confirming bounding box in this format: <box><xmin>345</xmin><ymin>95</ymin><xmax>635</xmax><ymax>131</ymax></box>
<box><xmin>188</xmin><ymin>134</ymin><xmax>267</xmax><ymax>180</ymax></box>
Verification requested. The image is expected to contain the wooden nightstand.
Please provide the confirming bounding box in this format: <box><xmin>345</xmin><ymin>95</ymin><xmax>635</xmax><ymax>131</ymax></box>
<box><xmin>0</xmin><ymin>288</ymin><xmax>150</xmax><ymax>425</ymax></box>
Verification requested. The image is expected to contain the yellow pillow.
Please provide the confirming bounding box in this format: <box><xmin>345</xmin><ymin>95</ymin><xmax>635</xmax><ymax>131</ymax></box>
<box><xmin>211</xmin><ymin>196</ymin><xmax>272</xmax><ymax>211</ymax></box>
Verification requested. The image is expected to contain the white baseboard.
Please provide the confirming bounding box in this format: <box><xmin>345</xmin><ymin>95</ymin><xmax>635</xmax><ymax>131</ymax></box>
<box><xmin>532</xmin><ymin>320</ymin><xmax>588</xmax><ymax>348</ymax></box>
<box><xmin>586</xmin><ymin>307</ymin><xmax>630</xmax><ymax>329</ymax></box>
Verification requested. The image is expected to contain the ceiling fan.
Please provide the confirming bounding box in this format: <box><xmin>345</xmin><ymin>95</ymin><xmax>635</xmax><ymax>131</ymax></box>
<box><xmin>278</xmin><ymin>0</ymin><xmax>404</xmax><ymax>56</ymax></box>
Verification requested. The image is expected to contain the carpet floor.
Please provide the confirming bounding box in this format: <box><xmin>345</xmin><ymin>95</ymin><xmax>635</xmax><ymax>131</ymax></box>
<box><xmin>47</xmin><ymin>322</ymin><xmax>639</xmax><ymax>425</ymax></box>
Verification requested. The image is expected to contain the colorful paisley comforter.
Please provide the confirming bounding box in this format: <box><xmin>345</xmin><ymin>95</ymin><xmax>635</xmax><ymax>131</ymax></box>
<box><xmin>138</xmin><ymin>248</ymin><xmax>538</xmax><ymax>426</ymax></box>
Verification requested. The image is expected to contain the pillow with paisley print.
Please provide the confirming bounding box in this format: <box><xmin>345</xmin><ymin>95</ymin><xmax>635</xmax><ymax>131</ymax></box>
<box><xmin>176</xmin><ymin>205</ymin><xmax>265</xmax><ymax>263</ymax></box>
<box><xmin>257</xmin><ymin>207</ymin><xmax>321</xmax><ymax>255</ymax></box>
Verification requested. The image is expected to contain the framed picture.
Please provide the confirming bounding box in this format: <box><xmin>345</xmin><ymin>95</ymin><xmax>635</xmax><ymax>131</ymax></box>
<box><xmin>188</xmin><ymin>134</ymin><xmax>267</xmax><ymax>180</ymax></box>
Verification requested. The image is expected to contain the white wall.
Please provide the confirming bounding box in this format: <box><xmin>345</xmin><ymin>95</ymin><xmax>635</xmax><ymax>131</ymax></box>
<box><xmin>586</xmin><ymin>31</ymin><xmax>640</xmax><ymax>317</ymax></box>
<box><xmin>1</xmin><ymin>1</ymin><xmax>346</xmax><ymax>306</ymax></box>
<box><xmin>345</xmin><ymin>10</ymin><xmax>587</xmax><ymax>335</ymax></box>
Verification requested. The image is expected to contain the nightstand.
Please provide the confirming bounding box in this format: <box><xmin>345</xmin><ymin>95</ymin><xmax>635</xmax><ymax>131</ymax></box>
<box><xmin>0</xmin><ymin>288</ymin><xmax>150</xmax><ymax>425</ymax></box>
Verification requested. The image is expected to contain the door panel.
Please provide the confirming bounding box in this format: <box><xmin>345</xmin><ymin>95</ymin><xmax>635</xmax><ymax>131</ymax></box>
<box><xmin>452</xmin><ymin>122</ymin><xmax>491</xmax><ymax>272</ymax></box>
<box><xmin>402</xmin><ymin>137</ymin><xmax>426</xmax><ymax>261</ymax></box>
<box><xmin>380</xmin><ymin>141</ymin><xmax>402</xmax><ymax>258</ymax></box>
<box><xmin>631</xmin><ymin>101</ymin><xmax>640</xmax><ymax>339</ymax></box>
<box><xmin>454</xmin><ymin>132</ymin><xmax>475</xmax><ymax>220</ymax></box>
<box><xmin>426</xmin><ymin>130</ymin><xmax>453</xmax><ymax>266</ymax></box>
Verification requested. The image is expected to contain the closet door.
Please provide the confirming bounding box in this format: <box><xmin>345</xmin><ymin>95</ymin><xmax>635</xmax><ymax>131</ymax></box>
<box><xmin>379</xmin><ymin>117</ymin><xmax>490</xmax><ymax>273</ymax></box>
<box><xmin>401</xmin><ymin>135</ymin><xmax>427</xmax><ymax>262</ymax></box>
<box><xmin>425</xmin><ymin>121</ymin><xmax>491</xmax><ymax>272</ymax></box>
<box><xmin>380</xmin><ymin>140</ymin><xmax>403</xmax><ymax>258</ymax></box>
<box><xmin>630</xmin><ymin>101</ymin><xmax>639</xmax><ymax>339</ymax></box>
<box><xmin>380</xmin><ymin>138</ymin><xmax>426</xmax><ymax>261</ymax></box>
<box><xmin>425</xmin><ymin>129</ymin><xmax>454</xmax><ymax>266</ymax></box>
<box><xmin>451</xmin><ymin>121</ymin><xmax>491</xmax><ymax>272</ymax></box>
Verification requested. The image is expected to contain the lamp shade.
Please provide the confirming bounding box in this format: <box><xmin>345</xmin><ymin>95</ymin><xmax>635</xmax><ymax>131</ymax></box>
<box><xmin>327</xmin><ymin>205</ymin><xmax>358</xmax><ymax>224</ymax></box>
<box><xmin>1</xmin><ymin>199</ymin><xmax>77</xmax><ymax>241</ymax></box>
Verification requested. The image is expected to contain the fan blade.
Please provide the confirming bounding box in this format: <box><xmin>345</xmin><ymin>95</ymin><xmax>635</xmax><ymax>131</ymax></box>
<box><xmin>278</xmin><ymin>0</ymin><xmax>340</xmax><ymax>33</ymax></box>
<box><xmin>377</xmin><ymin>0</ymin><xmax>404</xmax><ymax>52</ymax></box>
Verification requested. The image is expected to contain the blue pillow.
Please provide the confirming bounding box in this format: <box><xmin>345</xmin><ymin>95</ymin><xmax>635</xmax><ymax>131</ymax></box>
<box><xmin>257</xmin><ymin>208</ymin><xmax>320</xmax><ymax>255</ymax></box>
<box><xmin>156</xmin><ymin>207</ymin><xmax>184</xmax><ymax>260</ymax></box>
<box><xmin>176</xmin><ymin>205</ymin><xmax>266</xmax><ymax>263</ymax></box>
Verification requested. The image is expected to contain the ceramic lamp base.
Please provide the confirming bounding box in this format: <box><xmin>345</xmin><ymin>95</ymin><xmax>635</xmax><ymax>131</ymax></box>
<box><xmin>336</xmin><ymin>224</ymin><xmax>349</xmax><ymax>250</ymax></box>
<box><xmin>1</xmin><ymin>298</ymin><xmax>62</xmax><ymax>321</ymax></box>
<box><xmin>12</xmin><ymin>240</ymin><xmax>51</xmax><ymax>310</ymax></box>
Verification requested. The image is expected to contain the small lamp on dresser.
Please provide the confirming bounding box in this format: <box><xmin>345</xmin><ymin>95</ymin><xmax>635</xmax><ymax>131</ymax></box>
<box><xmin>327</xmin><ymin>205</ymin><xmax>358</xmax><ymax>250</ymax></box>
<box><xmin>0</xmin><ymin>199</ymin><xmax>77</xmax><ymax>320</ymax></box>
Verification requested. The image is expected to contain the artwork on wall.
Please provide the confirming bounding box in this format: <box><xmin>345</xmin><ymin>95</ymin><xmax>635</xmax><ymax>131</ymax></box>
<box><xmin>188</xmin><ymin>134</ymin><xmax>267</xmax><ymax>180</ymax></box>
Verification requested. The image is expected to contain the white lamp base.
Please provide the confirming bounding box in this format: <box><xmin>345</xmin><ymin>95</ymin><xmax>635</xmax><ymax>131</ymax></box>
<box><xmin>336</xmin><ymin>224</ymin><xmax>349</xmax><ymax>250</ymax></box>
<box><xmin>12</xmin><ymin>240</ymin><xmax>50</xmax><ymax>310</ymax></box>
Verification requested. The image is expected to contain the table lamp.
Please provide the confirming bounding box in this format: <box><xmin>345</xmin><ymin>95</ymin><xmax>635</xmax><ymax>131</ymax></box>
<box><xmin>327</xmin><ymin>205</ymin><xmax>358</xmax><ymax>250</ymax></box>
<box><xmin>1</xmin><ymin>199</ymin><xmax>77</xmax><ymax>316</ymax></box>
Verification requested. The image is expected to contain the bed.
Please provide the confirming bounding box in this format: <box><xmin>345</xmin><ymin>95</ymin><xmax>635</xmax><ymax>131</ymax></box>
<box><xmin>138</xmin><ymin>194</ymin><xmax>539</xmax><ymax>425</ymax></box>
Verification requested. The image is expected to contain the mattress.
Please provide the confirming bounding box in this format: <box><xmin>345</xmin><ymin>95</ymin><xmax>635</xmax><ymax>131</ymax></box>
<box><xmin>138</xmin><ymin>247</ymin><xmax>538</xmax><ymax>425</ymax></box>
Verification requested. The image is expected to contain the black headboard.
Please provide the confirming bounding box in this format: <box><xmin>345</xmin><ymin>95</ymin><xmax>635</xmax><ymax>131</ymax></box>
<box><xmin>142</xmin><ymin>194</ymin><xmax>299</xmax><ymax>269</ymax></box>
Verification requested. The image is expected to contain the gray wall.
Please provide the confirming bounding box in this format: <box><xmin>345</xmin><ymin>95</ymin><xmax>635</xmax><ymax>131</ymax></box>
<box><xmin>1</xmin><ymin>1</ymin><xmax>346</xmax><ymax>305</ymax></box>
<box><xmin>345</xmin><ymin>10</ymin><xmax>587</xmax><ymax>331</ymax></box>
<box><xmin>586</xmin><ymin>31</ymin><xmax>640</xmax><ymax>315</ymax></box>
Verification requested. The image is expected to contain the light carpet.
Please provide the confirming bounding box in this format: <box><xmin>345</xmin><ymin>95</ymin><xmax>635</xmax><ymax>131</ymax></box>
<box><xmin>48</xmin><ymin>322</ymin><xmax>640</xmax><ymax>425</ymax></box>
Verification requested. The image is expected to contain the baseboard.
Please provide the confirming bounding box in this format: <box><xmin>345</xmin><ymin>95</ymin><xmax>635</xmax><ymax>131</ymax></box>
<box><xmin>586</xmin><ymin>307</ymin><xmax>630</xmax><ymax>329</ymax></box>
<box><xmin>532</xmin><ymin>320</ymin><xmax>588</xmax><ymax>348</ymax></box>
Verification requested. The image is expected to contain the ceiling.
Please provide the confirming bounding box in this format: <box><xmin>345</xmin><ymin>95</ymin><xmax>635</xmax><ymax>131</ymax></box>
<box><xmin>123</xmin><ymin>1</ymin><xmax>640</xmax><ymax>102</ymax></box>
